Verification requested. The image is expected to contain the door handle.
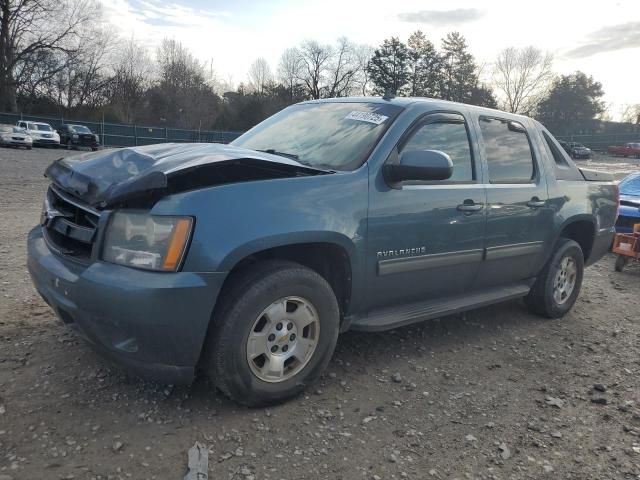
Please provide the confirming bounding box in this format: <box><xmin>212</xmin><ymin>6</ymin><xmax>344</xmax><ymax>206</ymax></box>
<box><xmin>527</xmin><ymin>197</ymin><xmax>546</xmax><ymax>208</ymax></box>
<box><xmin>457</xmin><ymin>201</ymin><xmax>484</xmax><ymax>212</ymax></box>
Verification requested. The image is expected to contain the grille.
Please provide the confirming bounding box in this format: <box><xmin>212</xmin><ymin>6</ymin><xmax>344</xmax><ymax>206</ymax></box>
<box><xmin>43</xmin><ymin>186</ymin><xmax>100</xmax><ymax>261</ymax></box>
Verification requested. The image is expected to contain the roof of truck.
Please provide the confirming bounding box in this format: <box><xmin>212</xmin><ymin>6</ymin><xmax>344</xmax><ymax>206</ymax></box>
<box><xmin>304</xmin><ymin>96</ymin><xmax>530</xmax><ymax>121</ymax></box>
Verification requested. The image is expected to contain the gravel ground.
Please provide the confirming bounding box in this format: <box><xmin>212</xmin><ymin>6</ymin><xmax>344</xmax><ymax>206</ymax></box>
<box><xmin>1</xmin><ymin>147</ymin><xmax>640</xmax><ymax>480</ymax></box>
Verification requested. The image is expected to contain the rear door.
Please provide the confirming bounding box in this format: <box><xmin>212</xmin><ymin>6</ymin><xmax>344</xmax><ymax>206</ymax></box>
<box><xmin>366</xmin><ymin>110</ymin><xmax>487</xmax><ymax>310</ymax></box>
<box><xmin>472</xmin><ymin>115</ymin><xmax>554</xmax><ymax>287</ymax></box>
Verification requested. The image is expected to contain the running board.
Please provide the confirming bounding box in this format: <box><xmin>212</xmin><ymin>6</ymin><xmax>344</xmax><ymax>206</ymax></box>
<box><xmin>349</xmin><ymin>283</ymin><xmax>531</xmax><ymax>332</ymax></box>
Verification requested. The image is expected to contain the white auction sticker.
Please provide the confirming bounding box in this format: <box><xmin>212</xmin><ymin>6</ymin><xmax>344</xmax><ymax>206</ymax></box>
<box><xmin>344</xmin><ymin>111</ymin><xmax>388</xmax><ymax>125</ymax></box>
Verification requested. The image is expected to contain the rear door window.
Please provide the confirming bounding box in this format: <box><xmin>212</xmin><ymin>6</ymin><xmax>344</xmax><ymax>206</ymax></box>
<box><xmin>479</xmin><ymin>117</ymin><xmax>535</xmax><ymax>183</ymax></box>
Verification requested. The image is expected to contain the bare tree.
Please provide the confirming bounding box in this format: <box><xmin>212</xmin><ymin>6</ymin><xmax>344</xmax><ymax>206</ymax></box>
<box><xmin>107</xmin><ymin>37</ymin><xmax>153</xmax><ymax>123</ymax></box>
<box><xmin>0</xmin><ymin>0</ymin><xmax>98</xmax><ymax>112</ymax></box>
<box><xmin>149</xmin><ymin>38</ymin><xmax>220</xmax><ymax>129</ymax></box>
<box><xmin>621</xmin><ymin>104</ymin><xmax>640</xmax><ymax>124</ymax></box>
<box><xmin>277</xmin><ymin>47</ymin><xmax>302</xmax><ymax>101</ymax></box>
<box><xmin>353</xmin><ymin>44</ymin><xmax>373</xmax><ymax>96</ymax></box>
<box><xmin>492</xmin><ymin>46</ymin><xmax>553</xmax><ymax>114</ymax></box>
<box><xmin>295</xmin><ymin>39</ymin><xmax>332</xmax><ymax>99</ymax></box>
<box><xmin>326</xmin><ymin>37</ymin><xmax>359</xmax><ymax>97</ymax></box>
<box><xmin>247</xmin><ymin>57</ymin><xmax>273</xmax><ymax>94</ymax></box>
<box><xmin>47</xmin><ymin>23</ymin><xmax>116</xmax><ymax>112</ymax></box>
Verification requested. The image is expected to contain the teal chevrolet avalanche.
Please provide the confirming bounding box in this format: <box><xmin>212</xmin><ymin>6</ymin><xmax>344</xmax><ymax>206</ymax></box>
<box><xmin>28</xmin><ymin>97</ymin><xmax>617</xmax><ymax>406</ymax></box>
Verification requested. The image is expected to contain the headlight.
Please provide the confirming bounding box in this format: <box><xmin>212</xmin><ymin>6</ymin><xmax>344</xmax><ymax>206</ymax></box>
<box><xmin>25</xmin><ymin>137</ymin><xmax>32</xmax><ymax>142</ymax></box>
<box><xmin>103</xmin><ymin>212</ymin><xmax>193</xmax><ymax>271</ymax></box>
<box><xmin>72</xmin><ymin>134</ymin><xmax>79</xmax><ymax>139</ymax></box>
<box><xmin>1</xmin><ymin>134</ymin><xmax>11</xmax><ymax>140</ymax></box>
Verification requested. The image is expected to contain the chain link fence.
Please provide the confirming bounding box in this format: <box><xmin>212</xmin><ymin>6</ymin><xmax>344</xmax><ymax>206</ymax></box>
<box><xmin>0</xmin><ymin>111</ymin><xmax>244</xmax><ymax>147</ymax></box>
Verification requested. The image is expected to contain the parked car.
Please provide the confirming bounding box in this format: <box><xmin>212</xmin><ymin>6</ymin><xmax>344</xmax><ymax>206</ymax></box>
<box><xmin>608</xmin><ymin>142</ymin><xmax>640</xmax><ymax>158</ymax></box>
<box><xmin>0</xmin><ymin>124</ymin><xmax>32</xmax><ymax>149</ymax></box>
<box><xmin>57</xmin><ymin>124</ymin><xmax>100</xmax><ymax>151</ymax></box>
<box><xmin>16</xmin><ymin>121</ymin><xmax>60</xmax><ymax>147</ymax></box>
<box><xmin>27</xmin><ymin>97</ymin><xmax>617</xmax><ymax>406</ymax></box>
<box><xmin>566</xmin><ymin>142</ymin><xmax>592</xmax><ymax>159</ymax></box>
<box><xmin>558</xmin><ymin>140</ymin><xmax>571</xmax><ymax>155</ymax></box>
<box><xmin>615</xmin><ymin>172</ymin><xmax>640</xmax><ymax>233</ymax></box>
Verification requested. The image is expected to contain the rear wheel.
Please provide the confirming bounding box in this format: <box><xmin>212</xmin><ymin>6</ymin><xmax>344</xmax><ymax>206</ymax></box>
<box><xmin>204</xmin><ymin>260</ymin><xmax>340</xmax><ymax>407</ymax></box>
<box><xmin>525</xmin><ymin>238</ymin><xmax>584</xmax><ymax>318</ymax></box>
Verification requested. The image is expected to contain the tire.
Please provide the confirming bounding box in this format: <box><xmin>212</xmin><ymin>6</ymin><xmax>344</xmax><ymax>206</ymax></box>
<box><xmin>525</xmin><ymin>238</ymin><xmax>584</xmax><ymax>318</ymax></box>
<box><xmin>204</xmin><ymin>260</ymin><xmax>340</xmax><ymax>407</ymax></box>
<box><xmin>615</xmin><ymin>255</ymin><xmax>628</xmax><ymax>272</ymax></box>
<box><xmin>91</xmin><ymin>147</ymin><xmax>98</xmax><ymax>151</ymax></box>
<box><xmin>27</xmin><ymin>146</ymin><xmax>32</xmax><ymax>150</ymax></box>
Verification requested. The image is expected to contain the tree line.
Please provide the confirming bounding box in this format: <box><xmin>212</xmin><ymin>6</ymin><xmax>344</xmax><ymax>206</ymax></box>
<box><xmin>0</xmin><ymin>0</ymin><xmax>635</xmax><ymax>136</ymax></box>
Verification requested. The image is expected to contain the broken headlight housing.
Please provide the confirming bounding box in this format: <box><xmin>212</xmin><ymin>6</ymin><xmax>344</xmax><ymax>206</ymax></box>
<box><xmin>102</xmin><ymin>211</ymin><xmax>193</xmax><ymax>271</ymax></box>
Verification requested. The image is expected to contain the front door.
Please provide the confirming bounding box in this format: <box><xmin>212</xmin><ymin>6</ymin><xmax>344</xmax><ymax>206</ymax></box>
<box><xmin>472</xmin><ymin>115</ymin><xmax>554</xmax><ymax>287</ymax></box>
<box><xmin>366</xmin><ymin>111</ymin><xmax>487</xmax><ymax>311</ymax></box>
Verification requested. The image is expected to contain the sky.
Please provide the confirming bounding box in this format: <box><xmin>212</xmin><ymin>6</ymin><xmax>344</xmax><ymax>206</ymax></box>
<box><xmin>99</xmin><ymin>0</ymin><xmax>640</xmax><ymax>120</ymax></box>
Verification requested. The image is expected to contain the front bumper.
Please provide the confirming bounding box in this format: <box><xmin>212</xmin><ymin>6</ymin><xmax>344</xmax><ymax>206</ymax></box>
<box><xmin>33</xmin><ymin>138</ymin><xmax>59</xmax><ymax>145</ymax></box>
<box><xmin>27</xmin><ymin>226</ymin><xmax>227</xmax><ymax>384</ymax></box>
<box><xmin>70</xmin><ymin>139</ymin><xmax>100</xmax><ymax>147</ymax></box>
<box><xmin>0</xmin><ymin>139</ymin><xmax>31</xmax><ymax>147</ymax></box>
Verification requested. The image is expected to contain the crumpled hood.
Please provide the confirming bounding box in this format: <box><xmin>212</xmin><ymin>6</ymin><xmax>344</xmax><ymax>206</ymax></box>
<box><xmin>45</xmin><ymin>143</ymin><xmax>329</xmax><ymax>208</ymax></box>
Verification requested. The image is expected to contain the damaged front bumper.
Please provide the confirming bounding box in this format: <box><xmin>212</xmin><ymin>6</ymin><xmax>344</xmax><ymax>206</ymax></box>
<box><xmin>27</xmin><ymin>226</ymin><xmax>226</xmax><ymax>384</ymax></box>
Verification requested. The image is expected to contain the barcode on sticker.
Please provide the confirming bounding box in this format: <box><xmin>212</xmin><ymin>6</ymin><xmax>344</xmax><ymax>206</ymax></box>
<box><xmin>345</xmin><ymin>111</ymin><xmax>388</xmax><ymax>125</ymax></box>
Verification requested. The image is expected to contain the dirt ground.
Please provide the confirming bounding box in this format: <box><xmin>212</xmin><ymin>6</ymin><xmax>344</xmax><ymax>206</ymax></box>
<box><xmin>1</xmin><ymin>147</ymin><xmax>640</xmax><ymax>480</ymax></box>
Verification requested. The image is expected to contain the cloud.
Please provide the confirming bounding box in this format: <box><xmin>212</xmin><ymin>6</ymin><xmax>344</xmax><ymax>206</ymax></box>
<box><xmin>397</xmin><ymin>8</ymin><xmax>484</xmax><ymax>25</ymax></box>
<box><xmin>565</xmin><ymin>21</ymin><xmax>640</xmax><ymax>58</ymax></box>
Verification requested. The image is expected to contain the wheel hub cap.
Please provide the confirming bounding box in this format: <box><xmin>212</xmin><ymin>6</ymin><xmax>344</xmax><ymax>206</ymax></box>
<box><xmin>553</xmin><ymin>256</ymin><xmax>577</xmax><ymax>305</ymax></box>
<box><xmin>246</xmin><ymin>296</ymin><xmax>319</xmax><ymax>383</ymax></box>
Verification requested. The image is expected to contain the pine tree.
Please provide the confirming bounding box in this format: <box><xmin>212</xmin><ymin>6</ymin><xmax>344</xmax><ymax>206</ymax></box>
<box><xmin>405</xmin><ymin>31</ymin><xmax>442</xmax><ymax>98</ymax></box>
<box><xmin>536</xmin><ymin>72</ymin><xmax>605</xmax><ymax>135</ymax></box>
<box><xmin>367</xmin><ymin>37</ymin><xmax>410</xmax><ymax>95</ymax></box>
<box><xmin>440</xmin><ymin>32</ymin><xmax>477</xmax><ymax>103</ymax></box>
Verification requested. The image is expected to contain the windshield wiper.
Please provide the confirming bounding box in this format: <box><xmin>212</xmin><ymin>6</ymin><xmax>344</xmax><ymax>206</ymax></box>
<box><xmin>257</xmin><ymin>149</ymin><xmax>299</xmax><ymax>160</ymax></box>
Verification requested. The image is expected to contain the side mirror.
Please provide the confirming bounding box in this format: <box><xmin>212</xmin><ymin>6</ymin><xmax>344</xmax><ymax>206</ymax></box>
<box><xmin>384</xmin><ymin>149</ymin><xmax>453</xmax><ymax>186</ymax></box>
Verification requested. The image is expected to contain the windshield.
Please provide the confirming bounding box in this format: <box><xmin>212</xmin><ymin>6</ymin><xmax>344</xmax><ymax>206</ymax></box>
<box><xmin>231</xmin><ymin>102</ymin><xmax>403</xmax><ymax>171</ymax></box>
<box><xmin>620</xmin><ymin>174</ymin><xmax>640</xmax><ymax>196</ymax></box>
<box><xmin>70</xmin><ymin>125</ymin><xmax>91</xmax><ymax>133</ymax></box>
<box><xmin>35</xmin><ymin>124</ymin><xmax>53</xmax><ymax>131</ymax></box>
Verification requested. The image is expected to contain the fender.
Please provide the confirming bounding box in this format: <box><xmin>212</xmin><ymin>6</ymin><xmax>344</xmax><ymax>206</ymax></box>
<box><xmin>216</xmin><ymin>231</ymin><xmax>358</xmax><ymax>273</ymax></box>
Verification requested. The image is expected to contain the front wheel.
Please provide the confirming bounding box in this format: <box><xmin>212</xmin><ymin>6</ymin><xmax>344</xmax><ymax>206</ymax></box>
<box><xmin>204</xmin><ymin>260</ymin><xmax>340</xmax><ymax>407</ymax></box>
<box><xmin>525</xmin><ymin>238</ymin><xmax>584</xmax><ymax>318</ymax></box>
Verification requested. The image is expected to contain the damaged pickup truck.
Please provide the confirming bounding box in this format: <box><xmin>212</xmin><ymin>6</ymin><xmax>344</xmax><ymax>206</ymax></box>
<box><xmin>28</xmin><ymin>98</ymin><xmax>617</xmax><ymax>406</ymax></box>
